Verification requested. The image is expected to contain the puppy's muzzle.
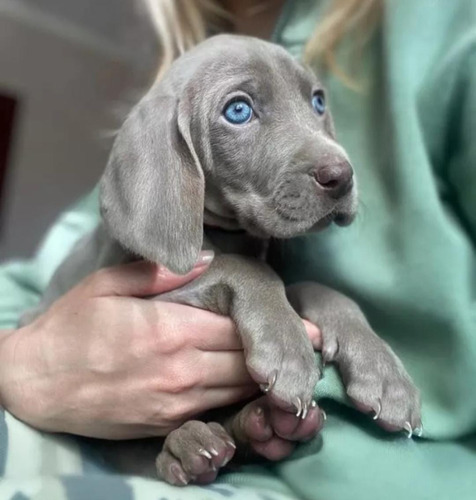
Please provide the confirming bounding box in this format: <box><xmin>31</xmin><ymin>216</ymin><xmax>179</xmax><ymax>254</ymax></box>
<box><xmin>313</xmin><ymin>161</ymin><xmax>354</xmax><ymax>199</ymax></box>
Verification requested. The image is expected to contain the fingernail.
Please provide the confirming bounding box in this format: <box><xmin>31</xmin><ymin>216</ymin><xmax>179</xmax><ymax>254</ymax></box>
<box><xmin>255</xmin><ymin>406</ymin><xmax>263</xmax><ymax>416</ymax></box>
<box><xmin>195</xmin><ymin>250</ymin><xmax>215</xmax><ymax>268</ymax></box>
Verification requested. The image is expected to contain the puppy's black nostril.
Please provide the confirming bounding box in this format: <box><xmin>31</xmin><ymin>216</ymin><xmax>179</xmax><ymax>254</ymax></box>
<box><xmin>321</xmin><ymin>178</ymin><xmax>339</xmax><ymax>189</ymax></box>
<box><xmin>314</xmin><ymin>162</ymin><xmax>354</xmax><ymax>199</ymax></box>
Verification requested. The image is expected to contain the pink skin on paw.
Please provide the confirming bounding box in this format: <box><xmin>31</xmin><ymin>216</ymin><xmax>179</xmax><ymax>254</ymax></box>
<box><xmin>184</xmin><ymin>441</ymin><xmax>235</xmax><ymax>484</ymax></box>
<box><xmin>237</xmin><ymin>396</ymin><xmax>324</xmax><ymax>461</ymax></box>
<box><xmin>252</xmin><ymin>435</ymin><xmax>296</xmax><ymax>461</ymax></box>
<box><xmin>242</xmin><ymin>405</ymin><xmax>274</xmax><ymax>442</ymax></box>
<box><xmin>194</xmin><ymin>470</ymin><xmax>219</xmax><ymax>484</ymax></box>
<box><xmin>268</xmin><ymin>404</ymin><xmax>323</xmax><ymax>441</ymax></box>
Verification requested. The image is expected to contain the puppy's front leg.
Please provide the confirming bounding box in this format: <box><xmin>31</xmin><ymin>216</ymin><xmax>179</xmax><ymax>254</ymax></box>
<box><xmin>286</xmin><ymin>282</ymin><xmax>422</xmax><ymax>436</ymax></box>
<box><xmin>156</xmin><ymin>254</ymin><xmax>320</xmax><ymax>416</ymax></box>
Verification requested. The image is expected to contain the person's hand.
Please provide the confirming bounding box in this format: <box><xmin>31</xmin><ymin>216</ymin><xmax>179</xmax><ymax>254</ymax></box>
<box><xmin>0</xmin><ymin>253</ymin><xmax>321</xmax><ymax>440</ymax></box>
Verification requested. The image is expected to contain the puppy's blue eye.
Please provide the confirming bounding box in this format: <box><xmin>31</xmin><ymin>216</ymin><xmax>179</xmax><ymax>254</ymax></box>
<box><xmin>312</xmin><ymin>92</ymin><xmax>326</xmax><ymax>115</ymax></box>
<box><xmin>223</xmin><ymin>100</ymin><xmax>253</xmax><ymax>124</ymax></box>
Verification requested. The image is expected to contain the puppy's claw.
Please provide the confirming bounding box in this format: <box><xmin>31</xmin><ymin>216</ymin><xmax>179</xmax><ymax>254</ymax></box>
<box><xmin>311</xmin><ymin>400</ymin><xmax>317</xmax><ymax>408</ymax></box>
<box><xmin>301</xmin><ymin>402</ymin><xmax>309</xmax><ymax>420</ymax></box>
<box><xmin>403</xmin><ymin>421</ymin><xmax>413</xmax><ymax>439</ymax></box>
<box><xmin>171</xmin><ymin>464</ymin><xmax>188</xmax><ymax>485</ymax></box>
<box><xmin>226</xmin><ymin>440</ymin><xmax>237</xmax><ymax>449</ymax></box>
<box><xmin>198</xmin><ymin>449</ymin><xmax>213</xmax><ymax>460</ymax></box>
<box><xmin>267</xmin><ymin>370</ymin><xmax>278</xmax><ymax>392</ymax></box>
<box><xmin>295</xmin><ymin>397</ymin><xmax>303</xmax><ymax>418</ymax></box>
<box><xmin>414</xmin><ymin>425</ymin><xmax>424</xmax><ymax>438</ymax></box>
<box><xmin>321</xmin><ymin>409</ymin><xmax>327</xmax><ymax>421</ymax></box>
<box><xmin>372</xmin><ymin>399</ymin><xmax>382</xmax><ymax>421</ymax></box>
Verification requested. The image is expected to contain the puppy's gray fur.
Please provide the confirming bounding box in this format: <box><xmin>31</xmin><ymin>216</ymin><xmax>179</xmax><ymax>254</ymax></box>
<box><xmin>20</xmin><ymin>35</ymin><xmax>421</xmax><ymax>484</ymax></box>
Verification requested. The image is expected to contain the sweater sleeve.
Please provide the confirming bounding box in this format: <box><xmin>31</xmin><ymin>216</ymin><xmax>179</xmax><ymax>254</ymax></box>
<box><xmin>446</xmin><ymin>40</ymin><xmax>476</xmax><ymax>240</ymax></box>
<box><xmin>418</xmin><ymin>31</ymin><xmax>476</xmax><ymax>242</ymax></box>
<box><xmin>0</xmin><ymin>187</ymin><xmax>100</xmax><ymax>330</ymax></box>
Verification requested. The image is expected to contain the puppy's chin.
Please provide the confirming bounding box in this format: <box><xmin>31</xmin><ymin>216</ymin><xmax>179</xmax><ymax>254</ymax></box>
<box><xmin>240</xmin><ymin>209</ymin><xmax>357</xmax><ymax>239</ymax></box>
<box><xmin>203</xmin><ymin>208</ymin><xmax>242</xmax><ymax>231</ymax></box>
<box><xmin>333</xmin><ymin>211</ymin><xmax>356</xmax><ymax>227</ymax></box>
<box><xmin>238</xmin><ymin>215</ymin><xmax>326</xmax><ymax>239</ymax></box>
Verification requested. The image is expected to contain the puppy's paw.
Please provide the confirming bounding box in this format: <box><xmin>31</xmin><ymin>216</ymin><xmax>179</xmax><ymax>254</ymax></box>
<box><xmin>155</xmin><ymin>421</ymin><xmax>236</xmax><ymax>485</ymax></box>
<box><xmin>246</xmin><ymin>314</ymin><xmax>320</xmax><ymax>418</ymax></box>
<box><xmin>324</xmin><ymin>325</ymin><xmax>422</xmax><ymax>437</ymax></box>
<box><xmin>226</xmin><ymin>396</ymin><xmax>325</xmax><ymax>462</ymax></box>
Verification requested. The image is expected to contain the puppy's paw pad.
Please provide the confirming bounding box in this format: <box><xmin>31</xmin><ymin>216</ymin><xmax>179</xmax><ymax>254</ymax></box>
<box><xmin>251</xmin><ymin>436</ymin><xmax>296</xmax><ymax>461</ymax></box>
<box><xmin>268</xmin><ymin>402</ymin><xmax>324</xmax><ymax>441</ymax></box>
<box><xmin>227</xmin><ymin>396</ymin><xmax>323</xmax><ymax>462</ymax></box>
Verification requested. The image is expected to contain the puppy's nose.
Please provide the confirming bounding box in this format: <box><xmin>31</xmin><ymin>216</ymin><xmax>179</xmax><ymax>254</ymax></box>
<box><xmin>314</xmin><ymin>162</ymin><xmax>354</xmax><ymax>199</ymax></box>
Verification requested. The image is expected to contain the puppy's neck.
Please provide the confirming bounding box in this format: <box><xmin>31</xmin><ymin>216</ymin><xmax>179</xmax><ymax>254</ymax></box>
<box><xmin>203</xmin><ymin>207</ymin><xmax>242</xmax><ymax>231</ymax></box>
<box><xmin>203</xmin><ymin>224</ymin><xmax>269</xmax><ymax>261</ymax></box>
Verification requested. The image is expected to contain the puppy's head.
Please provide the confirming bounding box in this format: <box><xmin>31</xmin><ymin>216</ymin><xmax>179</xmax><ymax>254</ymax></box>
<box><xmin>101</xmin><ymin>35</ymin><xmax>358</xmax><ymax>274</ymax></box>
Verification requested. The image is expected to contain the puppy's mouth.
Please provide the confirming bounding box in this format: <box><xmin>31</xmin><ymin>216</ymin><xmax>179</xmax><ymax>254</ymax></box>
<box><xmin>237</xmin><ymin>207</ymin><xmax>356</xmax><ymax>239</ymax></box>
<box><xmin>204</xmin><ymin>188</ymin><xmax>357</xmax><ymax>238</ymax></box>
<box><xmin>290</xmin><ymin>208</ymin><xmax>356</xmax><ymax>232</ymax></box>
<box><xmin>329</xmin><ymin>211</ymin><xmax>355</xmax><ymax>227</ymax></box>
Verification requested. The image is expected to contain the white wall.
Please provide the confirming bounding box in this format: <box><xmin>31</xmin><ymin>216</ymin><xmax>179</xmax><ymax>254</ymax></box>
<box><xmin>0</xmin><ymin>0</ymin><xmax>157</xmax><ymax>259</ymax></box>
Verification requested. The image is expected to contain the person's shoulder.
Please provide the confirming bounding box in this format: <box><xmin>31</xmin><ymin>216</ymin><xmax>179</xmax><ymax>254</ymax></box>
<box><xmin>433</xmin><ymin>0</ymin><xmax>476</xmax><ymax>55</ymax></box>
<box><xmin>388</xmin><ymin>0</ymin><xmax>475</xmax><ymax>55</ymax></box>
<box><xmin>414</xmin><ymin>0</ymin><xmax>476</xmax><ymax>177</ymax></box>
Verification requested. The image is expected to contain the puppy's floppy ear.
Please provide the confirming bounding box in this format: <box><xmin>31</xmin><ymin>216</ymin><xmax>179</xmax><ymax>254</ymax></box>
<box><xmin>100</xmin><ymin>91</ymin><xmax>204</xmax><ymax>275</ymax></box>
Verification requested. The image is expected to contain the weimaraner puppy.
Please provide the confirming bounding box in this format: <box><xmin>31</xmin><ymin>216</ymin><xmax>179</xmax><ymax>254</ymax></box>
<box><xmin>20</xmin><ymin>35</ymin><xmax>421</xmax><ymax>485</ymax></box>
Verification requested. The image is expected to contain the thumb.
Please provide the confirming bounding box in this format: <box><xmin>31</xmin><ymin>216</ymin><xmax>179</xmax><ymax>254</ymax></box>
<box><xmin>82</xmin><ymin>250</ymin><xmax>214</xmax><ymax>298</ymax></box>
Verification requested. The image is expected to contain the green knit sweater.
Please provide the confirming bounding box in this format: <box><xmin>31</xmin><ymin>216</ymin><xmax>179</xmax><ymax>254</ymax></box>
<box><xmin>1</xmin><ymin>1</ymin><xmax>475</xmax><ymax>499</ymax></box>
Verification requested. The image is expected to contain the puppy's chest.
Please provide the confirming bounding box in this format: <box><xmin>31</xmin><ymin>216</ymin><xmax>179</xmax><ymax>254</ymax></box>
<box><xmin>203</xmin><ymin>226</ymin><xmax>269</xmax><ymax>261</ymax></box>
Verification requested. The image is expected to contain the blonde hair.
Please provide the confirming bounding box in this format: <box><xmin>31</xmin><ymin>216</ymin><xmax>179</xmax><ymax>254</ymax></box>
<box><xmin>144</xmin><ymin>0</ymin><xmax>382</xmax><ymax>86</ymax></box>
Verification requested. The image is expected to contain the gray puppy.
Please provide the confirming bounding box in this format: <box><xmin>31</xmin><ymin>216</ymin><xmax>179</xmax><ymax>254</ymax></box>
<box><xmin>20</xmin><ymin>35</ymin><xmax>421</xmax><ymax>485</ymax></box>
